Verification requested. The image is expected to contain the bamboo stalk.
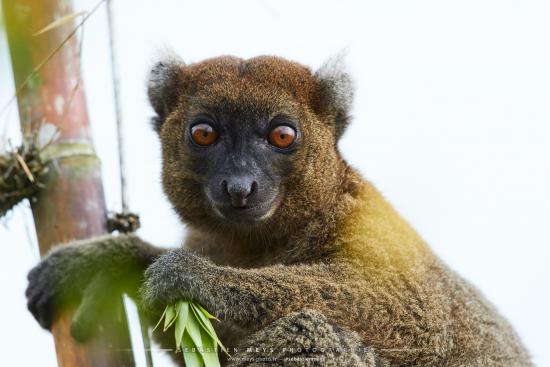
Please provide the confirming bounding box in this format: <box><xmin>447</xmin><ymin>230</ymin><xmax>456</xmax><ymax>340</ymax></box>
<box><xmin>2</xmin><ymin>0</ymin><xmax>135</xmax><ymax>366</ymax></box>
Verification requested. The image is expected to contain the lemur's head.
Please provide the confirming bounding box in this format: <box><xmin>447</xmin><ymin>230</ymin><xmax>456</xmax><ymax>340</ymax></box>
<box><xmin>148</xmin><ymin>54</ymin><xmax>356</xmax><ymax>233</ymax></box>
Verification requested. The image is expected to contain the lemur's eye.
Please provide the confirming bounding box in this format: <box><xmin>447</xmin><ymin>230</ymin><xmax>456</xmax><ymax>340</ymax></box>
<box><xmin>269</xmin><ymin>125</ymin><xmax>296</xmax><ymax>149</ymax></box>
<box><xmin>191</xmin><ymin>123</ymin><xmax>218</xmax><ymax>146</ymax></box>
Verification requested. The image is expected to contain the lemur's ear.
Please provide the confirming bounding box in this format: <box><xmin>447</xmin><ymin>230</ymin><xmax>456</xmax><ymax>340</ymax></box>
<box><xmin>314</xmin><ymin>54</ymin><xmax>354</xmax><ymax>141</ymax></box>
<box><xmin>147</xmin><ymin>54</ymin><xmax>185</xmax><ymax>133</ymax></box>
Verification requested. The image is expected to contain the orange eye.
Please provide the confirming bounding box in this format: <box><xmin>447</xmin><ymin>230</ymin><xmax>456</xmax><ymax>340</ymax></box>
<box><xmin>269</xmin><ymin>125</ymin><xmax>296</xmax><ymax>149</ymax></box>
<box><xmin>191</xmin><ymin>123</ymin><xmax>218</xmax><ymax>146</ymax></box>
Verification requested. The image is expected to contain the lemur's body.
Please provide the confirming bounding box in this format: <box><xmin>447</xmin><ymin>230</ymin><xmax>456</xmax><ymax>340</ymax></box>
<box><xmin>26</xmin><ymin>55</ymin><xmax>531</xmax><ymax>366</ymax></box>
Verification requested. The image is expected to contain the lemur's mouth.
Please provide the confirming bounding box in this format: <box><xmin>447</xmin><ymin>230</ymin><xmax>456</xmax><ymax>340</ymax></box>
<box><xmin>208</xmin><ymin>194</ymin><xmax>281</xmax><ymax>223</ymax></box>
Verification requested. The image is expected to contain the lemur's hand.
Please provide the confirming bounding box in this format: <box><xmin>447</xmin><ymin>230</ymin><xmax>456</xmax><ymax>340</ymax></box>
<box><xmin>140</xmin><ymin>248</ymin><xmax>210</xmax><ymax>315</ymax></box>
<box><xmin>140</xmin><ymin>248</ymin><xmax>345</xmax><ymax>329</ymax></box>
<box><xmin>26</xmin><ymin>243</ymin><xmax>89</xmax><ymax>330</ymax></box>
<box><xmin>25</xmin><ymin>234</ymin><xmax>161</xmax><ymax>341</ymax></box>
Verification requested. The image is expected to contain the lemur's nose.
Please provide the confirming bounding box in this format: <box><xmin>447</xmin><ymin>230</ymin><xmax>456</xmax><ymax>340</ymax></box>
<box><xmin>222</xmin><ymin>177</ymin><xmax>257</xmax><ymax>208</ymax></box>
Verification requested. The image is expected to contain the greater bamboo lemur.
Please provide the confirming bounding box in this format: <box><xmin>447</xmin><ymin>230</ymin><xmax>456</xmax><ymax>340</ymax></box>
<box><xmin>26</xmin><ymin>54</ymin><xmax>532</xmax><ymax>366</ymax></box>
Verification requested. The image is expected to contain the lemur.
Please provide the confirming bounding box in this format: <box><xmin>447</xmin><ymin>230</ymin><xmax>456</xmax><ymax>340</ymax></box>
<box><xmin>26</xmin><ymin>54</ymin><xmax>532</xmax><ymax>366</ymax></box>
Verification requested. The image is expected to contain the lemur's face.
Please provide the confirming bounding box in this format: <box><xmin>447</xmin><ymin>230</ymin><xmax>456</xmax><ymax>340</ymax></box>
<box><xmin>180</xmin><ymin>90</ymin><xmax>302</xmax><ymax>223</ymax></box>
<box><xmin>150</xmin><ymin>55</ymin><xmax>353</xmax><ymax>232</ymax></box>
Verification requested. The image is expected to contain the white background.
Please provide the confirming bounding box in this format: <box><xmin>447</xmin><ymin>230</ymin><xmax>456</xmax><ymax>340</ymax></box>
<box><xmin>1</xmin><ymin>1</ymin><xmax>549</xmax><ymax>366</ymax></box>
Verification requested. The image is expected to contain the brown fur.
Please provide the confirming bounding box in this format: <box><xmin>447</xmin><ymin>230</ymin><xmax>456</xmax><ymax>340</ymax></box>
<box><xmin>158</xmin><ymin>56</ymin><xmax>355</xmax><ymax>265</ymax></box>
<box><xmin>144</xmin><ymin>55</ymin><xmax>533</xmax><ymax>366</ymax></box>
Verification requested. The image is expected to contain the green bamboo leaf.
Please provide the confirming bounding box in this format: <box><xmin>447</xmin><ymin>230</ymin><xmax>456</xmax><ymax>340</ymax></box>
<box><xmin>182</xmin><ymin>331</ymin><xmax>204</xmax><ymax>367</ymax></box>
<box><xmin>153</xmin><ymin>306</ymin><xmax>168</xmax><ymax>332</ymax></box>
<box><xmin>175</xmin><ymin>301</ymin><xmax>190</xmax><ymax>349</ymax></box>
<box><xmin>190</xmin><ymin>304</ymin><xmax>216</xmax><ymax>336</ymax></box>
<box><xmin>186</xmin><ymin>309</ymin><xmax>205</xmax><ymax>353</ymax></box>
<box><xmin>188</xmin><ymin>307</ymin><xmax>220</xmax><ymax>367</ymax></box>
<box><xmin>196</xmin><ymin>303</ymin><xmax>219</xmax><ymax>320</ymax></box>
<box><xmin>189</xmin><ymin>305</ymin><xmax>214</xmax><ymax>339</ymax></box>
<box><xmin>190</xmin><ymin>303</ymin><xmax>229</xmax><ymax>356</ymax></box>
<box><xmin>200</xmin><ymin>330</ymin><xmax>221</xmax><ymax>367</ymax></box>
<box><xmin>33</xmin><ymin>11</ymin><xmax>87</xmax><ymax>36</ymax></box>
<box><xmin>157</xmin><ymin>301</ymin><xmax>226</xmax><ymax>365</ymax></box>
<box><xmin>164</xmin><ymin>304</ymin><xmax>178</xmax><ymax>331</ymax></box>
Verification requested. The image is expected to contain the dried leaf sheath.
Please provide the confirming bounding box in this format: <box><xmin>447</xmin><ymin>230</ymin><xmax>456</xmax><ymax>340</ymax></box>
<box><xmin>0</xmin><ymin>140</ymin><xmax>48</xmax><ymax>218</ymax></box>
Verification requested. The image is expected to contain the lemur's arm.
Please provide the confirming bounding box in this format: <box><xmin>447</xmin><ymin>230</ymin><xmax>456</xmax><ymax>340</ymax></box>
<box><xmin>141</xmin><ymin>247</ymin><xmax>353</xmax><ymax>329</ymax></box>
<box><xmin>26</xmin><ymin>234</ymin><xmax>164</xmax><ymax>338</ymax></box>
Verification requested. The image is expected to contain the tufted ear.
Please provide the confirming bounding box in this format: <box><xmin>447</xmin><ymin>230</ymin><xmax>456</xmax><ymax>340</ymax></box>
<box><xmin>314</xmin><ymin>54</ymin><xmax>354</xmax><ymax>141</ymax></box>
<box><xmin>147</xmin><ymin>54</ymin><xmax>185</xmax><ymax>133</ymax></box>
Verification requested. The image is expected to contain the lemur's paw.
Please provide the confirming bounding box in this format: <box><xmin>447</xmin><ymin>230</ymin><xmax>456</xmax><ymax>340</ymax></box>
<box><xmin>140</xmin><ymin>248</ymin><xmax>208</xmax><ymax>314</ymax></box>
<box><xmin>25</xmin><ymin>246</ymin><xmax>79</xmax><ymax>329</ymax></box>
